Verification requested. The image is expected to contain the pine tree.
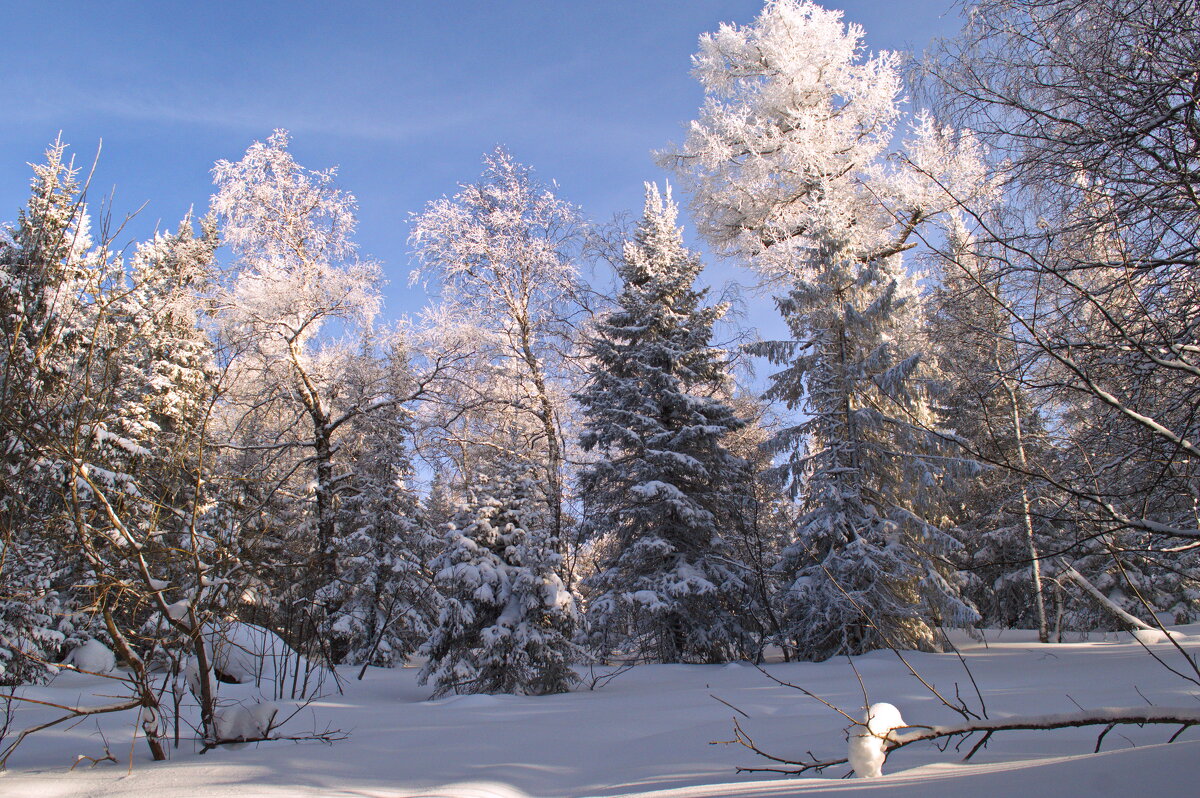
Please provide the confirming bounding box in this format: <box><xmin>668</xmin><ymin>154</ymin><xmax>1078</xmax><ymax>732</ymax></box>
<box><xmin>577</xmin><ymin>184</ymin><xmax>757</xmax><ymax>663</ymax></box>
<box><xmin>719</xmin><ymin>394</ymin><xmax>797</xmax><ymax>657</ymax></box>
<box><xmin>420</xmin><ymin>463</ymin><xmax>579</xmax><ymax>696</ymax></box>
<box><xmin>0</xmin><ymin>138</ymin><xmax>94</xmax><ymax>519</ymax></box>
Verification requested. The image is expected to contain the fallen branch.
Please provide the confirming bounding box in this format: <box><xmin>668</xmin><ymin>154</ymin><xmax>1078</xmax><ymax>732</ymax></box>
<box><xmin>198</xmin><ymin>726</ymin><xmax>348</xmax><ymax>754</ymax></box>
<box><xmin>720</xmin><ymin>706</ymin><xmax>1200</xmax><ymax>776</ymax></box>
<box><xmin>887</xmin><ymin>706</ymin><xmax>1200</xmax><ymax>751</ymax></box>
<box><xmin>1057</xmin><ymin>563</ymin><xmax>1155</xmax><ymax>631</ymax></box>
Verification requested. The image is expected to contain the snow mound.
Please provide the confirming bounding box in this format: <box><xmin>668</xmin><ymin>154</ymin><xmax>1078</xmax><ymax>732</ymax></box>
<box><xmin>848</xmin><ymin>701</ymin><xmax>907</xmax><ymax>778</ymax></box>
<box><xmin>1131</xmin><ymin>628</ymin><xmax>1186</xmax><ymax>645</ymax></box>
<box><xmin>183</xmin><ymin>621</ymin><xmax>307</xmax><ymax>695</ymax></box>
<box><xmin>62</xmin><ymin>639</ymin><xmax>116</xmax><ymax>674</ymax></box>
<box><xmin>207</xmin><ymin>621</ymin><xmax>299</xmax><ymax>685</ymax></box>
<box><xmin>215</xmin><ymin>701</ymin><xmax>279</xmax><ymax>742</ymax></box>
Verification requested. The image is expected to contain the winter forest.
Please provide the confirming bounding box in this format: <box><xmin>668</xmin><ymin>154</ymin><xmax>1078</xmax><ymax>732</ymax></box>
<box><xmin>2</xmin><ymin>0</ymin><xmax>1199</xmax><ymax>795</ymax></box>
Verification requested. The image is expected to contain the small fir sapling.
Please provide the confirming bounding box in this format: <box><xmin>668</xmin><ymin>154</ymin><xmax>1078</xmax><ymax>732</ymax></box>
<box><xmin>420</xmin><ymin>465</ymin><xmax>579</xmax><ymax>696</ymax></box>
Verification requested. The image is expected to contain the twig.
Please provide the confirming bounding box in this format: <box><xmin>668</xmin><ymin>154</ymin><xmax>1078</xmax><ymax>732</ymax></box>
<box><xmin>714</xmin><ymin>717</ymin><xmax>849</xmax><ymax>776</ymax></box>
<box><xmin>749</xmin><ymin>663</ymin><xmax>858</xmax><ymax>725</ymax></box>
<box><xmin>710</xmin><ymin>694</ymin><xmax>751</xmax><ymax>719</ymax></box>
<box><xmin>1094</xmin><ymin>722</ymin><xmax>1117</xmax><ymax>752</ymax></box>
<box><xmin>963</xmin><ymin>730</ymin><xmax>993</xmax><ymax>760</ymax></box>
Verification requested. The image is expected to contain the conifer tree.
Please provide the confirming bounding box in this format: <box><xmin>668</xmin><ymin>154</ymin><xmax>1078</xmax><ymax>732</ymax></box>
<box><xmin>577</xmin><ymin>184</ymin><xmax>757</xmax><ymax>663</ymax></box>
<box><xmin>98</xmin><ymin>217</ymin><xmax>221</xmax><ymax>568</ymax></box>
<box><xmin>755</xmin><ymin>256</ymin><xmax>977</xmax><ymax>658</ymax></box>
<box><xmin>325</xmin><ymin>349</ymin><xmax>438</xmax><ymax>667</ymax></box>
<box><xmin>0</xmin><ymin>141</ymin><xmax>96</xmax><ymax>682</ymax></box>
<box><xmin>420</xmin><ymin>463</ymin><xmax>578</xmax><ymax>696</ymax></box>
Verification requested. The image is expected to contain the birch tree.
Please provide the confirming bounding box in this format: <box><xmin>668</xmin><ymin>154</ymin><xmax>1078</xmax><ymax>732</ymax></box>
<box><xmin>919</xmin><ymin>0</ymin><xmax>1200</xmax><ymax>624</ymax></box>
<box><xmin>211</xmin><ymin>130</ymin><xmax>385</xmax><ymax>659</ymax></box>
<box><xmin>410</xmin><ymin>148</ymin><xmax>582</xmax><ymax>561</ymax></box>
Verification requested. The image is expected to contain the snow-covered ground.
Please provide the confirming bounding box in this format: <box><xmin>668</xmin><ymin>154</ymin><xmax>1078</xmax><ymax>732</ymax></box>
<box><xmin>3</xmin><ymin>627</ymin><xmax>1198</xmax><ymax>797</ymax></box>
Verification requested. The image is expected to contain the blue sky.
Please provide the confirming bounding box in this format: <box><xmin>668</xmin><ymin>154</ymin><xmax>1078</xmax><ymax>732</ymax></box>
<box><xmin>2</xmin><ymin>1</ymin><xmax>961</xmax><ymax>341</ymax></box>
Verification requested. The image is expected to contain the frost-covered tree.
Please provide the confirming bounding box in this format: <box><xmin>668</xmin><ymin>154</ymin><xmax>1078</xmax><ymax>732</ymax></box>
<box><xmin>577</xmin><ymin>184</ymin><xmax>758</xmax><ymax>663</ymax></box>
<box><xmin>719</xmin><ymin>393</ymin><xmax>798</xmax><ymax>656</ymax></box>
<box><xmin>420</xmin><ymin>462</ymin><xmax>579</xmax><ymax>696</ymax></box>
<box><xmin>920</xmin><ymin>0</ymin><xmax>1200</xmax><ymax>627</ymax></box>
<box><xmin>410</xmin><ymin>148</ymin><xmax>582</xmax><ymax>558</ymax></box>
<box><xmin>211</xmin><ymin>130</ymin><xmax>389</xmax><ymax>660</ymax></box>
<box><xmin>120</xmin><ymin>216</ymin><xmax>219</xmax><ymax>469</ymax></box>
<box><xmin>663</xmin><ymin>0</ymin><xmax>984</xmax><ymax>658</ymax></box>
<box><xmin>0</xmin><ymin>139</ymin><xmax>94</xmax><ymax>527</ymax></box>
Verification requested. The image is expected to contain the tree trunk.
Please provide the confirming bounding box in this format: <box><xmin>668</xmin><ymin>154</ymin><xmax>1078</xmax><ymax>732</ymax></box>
<box><xmin>1002</xmin><ymin>372</ymin><xmax>1048</xmax><ymax>643</ymax></box>
<box><xmin>517</xmin><ymin>321</ymin><xmax>565</xmax><ymax>569</ymax></box>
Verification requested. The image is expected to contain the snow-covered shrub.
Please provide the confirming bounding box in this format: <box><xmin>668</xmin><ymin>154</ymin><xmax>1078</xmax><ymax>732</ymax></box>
<box><xmin>214</xmin><ymin>700</ymin><xmax>279</xmax><ymax>743</ymax></box>
<box><xmin>62</xmin><ymin>639</ymin><xmax>116</xmax><ymax>674</ymax></box>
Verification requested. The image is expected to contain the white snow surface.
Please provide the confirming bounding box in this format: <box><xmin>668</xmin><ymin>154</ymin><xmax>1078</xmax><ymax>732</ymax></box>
<box><xmin>4</xmin><ymin>626</ymin><xmax>1199</xmax><ymax>797</ymax></box>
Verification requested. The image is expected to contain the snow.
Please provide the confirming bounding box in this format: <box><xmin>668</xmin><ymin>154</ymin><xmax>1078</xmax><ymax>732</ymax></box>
<box><xmin>1130</xmin><ymin>628</ymin><xmax>1186</xmax><ymax>645</ymax></box>
<box><xmin>164</xmin><ymin>599</ymin><xmax>190</xmax><ymax>621</ymax></box>
<box><xmin>61</xmin><ymin>639</ymin><xmax>115</xmax><ymax>674</ymax></box>
<box><xmin>215</xmin><ymin>701</ymin><xmax>279</xmax><ymax>742</ymax></box>
<box><xmin>847</xmin><ymin>702</ymin><xmax>906</xmax><ymax>777</ymax></box>
<box><xmin>2</xmin><ymin>626</ymin><xmax>1198</xmax><ymax>797</ymax></box>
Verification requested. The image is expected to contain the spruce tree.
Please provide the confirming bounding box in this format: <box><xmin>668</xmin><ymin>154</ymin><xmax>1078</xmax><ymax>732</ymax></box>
<box><xmin>753</xmin><ymin>255</ymin><xmax>977</xmax><ymax>659</ymax></box>
<box><xmin>326</xmin><ymin>359</ymin><xmax>438</xmax><ymax>667</ymax></box>
<box><xmin>577</xmin><ymin>184</ymin><xmax>757</xmax><ymax>664</ymax></box>
<box><xmin>420</xmin><ymin>463</ymin><xmax>578</xmax><ymax>696</ymax></box>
